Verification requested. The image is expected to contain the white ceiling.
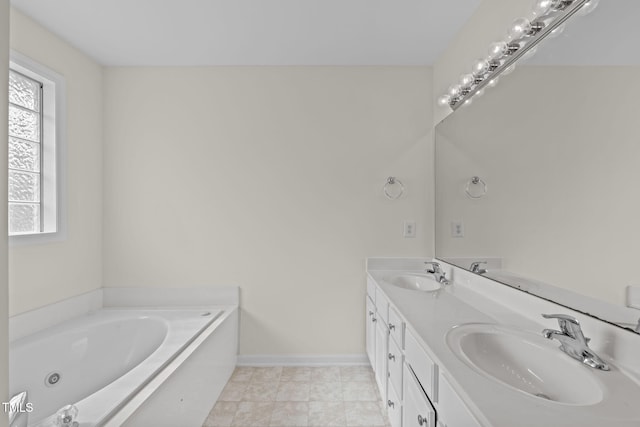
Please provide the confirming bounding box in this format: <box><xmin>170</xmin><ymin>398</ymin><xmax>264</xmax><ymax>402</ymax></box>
<box><xmin>10</xmin><ymin>0</ymin><xmax>481</xmax><ymax>66</ymax></box>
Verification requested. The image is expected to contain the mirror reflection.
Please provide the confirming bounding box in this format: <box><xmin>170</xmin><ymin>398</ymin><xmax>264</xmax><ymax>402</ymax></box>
<box><xmin>435</xmin><ymin>0</ymin><xmax>640</xmax><ymax>333</ymax></box>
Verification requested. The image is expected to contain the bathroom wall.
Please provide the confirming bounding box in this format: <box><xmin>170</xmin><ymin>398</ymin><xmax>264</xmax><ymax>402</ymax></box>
<box><xmin>1</xmin><ymin>0</ymin><xmax>10</xmax><ymax>420</ymax></box>
<box><xmin>103</xmin><ymin>67</ymin><xmax>433</xmax><ymax>356</ymax></box>
<box><xmin>436</xmin><ymin>65</ymin><xmax>640</xmax><ymax>307</ymax></box>
<box><xmin>8</xmin><ymin>9</ymin><xmax>103</xmax><ymax>316</ymax></box>
<box><xmin>433</xmin><ymin>0</ymin><xmax>531</xmax><ymax>124</ymax></box>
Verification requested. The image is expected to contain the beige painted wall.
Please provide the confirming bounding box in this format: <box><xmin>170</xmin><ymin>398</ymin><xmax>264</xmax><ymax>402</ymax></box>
<box><xmin>8</xmin><ymin>9</ymin><xmax>103</xmax><ymax>316</ymax></box>
<box><xmin>103</xmin><ymin>67</ymin><xmax>433</xmax><ymax>355</ymax></box>
<box><xmin>436</xmin><ymin>66</ymin><xmax>640</xmax><ymax>307</ymax></box>
<box><xmin>433</xmin><ymin>0</ymin><xmax>531</xmax><ymax>124</ymax></box>
<box><xmin>1</xmin><ymin>0</ymin><xmax>10</xmax><ymax>421</ymax></box>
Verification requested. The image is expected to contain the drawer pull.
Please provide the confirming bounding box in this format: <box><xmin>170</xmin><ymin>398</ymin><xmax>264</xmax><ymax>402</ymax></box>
<box><xmin>388</xmin><ymin>353</ymin><xmax>395</xmax><ymax>361</ymax></box>
<box><xmin>387</xmin><ymin>400</ymin><xmax>394</xmax><ymax>408</ymax></box>
<box><xmin>372</xmin><ymin>317</ymin><xmax>377</xmax><ymax>322</ymax></box>
<box><xmin>418</xmin><ymin>415</ymin><xmax>427</xmax><ymax>426</ymax></box>
<box><xmin>368</xmin><ymin>310</ymin><xmax>374</xmax><ymax>317</ymax></box>
<box><xmin>389</xmin><ymin>323</ymin><xmax>396</xmax><ymax>331</ymax></box>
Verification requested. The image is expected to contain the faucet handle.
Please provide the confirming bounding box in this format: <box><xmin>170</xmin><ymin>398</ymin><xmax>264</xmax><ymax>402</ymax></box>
<box><xmin>542</xmin><ymin>314</ymin><xmax>586</xmax><ymax>341</ymax></box>
<box><xmin>424</xmin><ymin>261</ymin><xmax>441</xmax><ymax>273</ymax></box>
<box><xmin>469</xmin><ymin>261</ymin><xmax>487</xmax><ymax>273</ymax></box>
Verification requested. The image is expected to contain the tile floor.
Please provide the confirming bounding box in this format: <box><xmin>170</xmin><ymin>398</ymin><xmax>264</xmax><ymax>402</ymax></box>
<box><xmin>202</xmin><ymin>366</ymin><xmax>391</xmax><ymax>427</ymax></box>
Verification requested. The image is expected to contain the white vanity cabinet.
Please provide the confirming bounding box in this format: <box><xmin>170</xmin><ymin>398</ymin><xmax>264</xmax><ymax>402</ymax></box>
<box><xmin>403</xmin><ymin>364</ymin><xmax>436</xmax><ymax>427</ymax></box>
<box><xmin>374</xmin><ymin>306</ymin><xmax>389</xmax><ymax>401</ymax></box>
<box><xmin>366</xmin><ymin>295</ymin><xmax>376</xmax><ymax>367</ymax></box>
<box><xmin>366</xmin><ymin>278</ymin><xmax>482</xmax><ymax>427</ymax></box>
<box><xmin>437</xmin><ymin>374</ymin><xmax>481</xmax><ymax>427</ymax></box>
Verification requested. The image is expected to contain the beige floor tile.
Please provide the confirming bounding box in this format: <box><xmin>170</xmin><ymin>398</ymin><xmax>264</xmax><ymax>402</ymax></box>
<box><xmin>308</xmin><ymin>382</ymin><xmax>343</xmax><ymax>402</ymax></box>
<box><xmin>270</xmin><ymin>402</ymin><xmax>309</xmax><ymax>427</ymax></box>
<box><xmin>344</xmin><ymin>402</ymin><xmax>386</xmax><ymax>427</ymax></box>
<box><xmin>243</xmin><ymin>381</ymin><xmax>280</xmax><ymax>401</ymax></box>
<box><xmin>341</xmin><ymin>382</ymin><xmax>378</xmax><ymax>402</ymax></box>
<box><xmin>220</xmin><ymin>382</ymin><xmax>249</xmax><ymax>402</ymax></box>
<box><xmin>231</xmin><ymin>401</ymin><xmax>274</xmax><ymax>427</ymax></box>
<box><xmin>339</xmin><ymin>367</ymin><xmax>374</xmax><ymax>382</ymax></box>
<box><xmin>281</xmin><ymin>367</ymin><xmax>312</xmax><ymax>382</ymax></box>
<box><xmin>230</xmin><ymin>367</ymin><xmax>254</xmax><ymax>382</ymax></box>
<box><xmin>203</xmin><ymin>401</ymin><xmax>239</xmax><ymax>427</ymax></box>
<box><xmin>308</xmin><ymin>401</ymin><xmax>346</xmax><ymax>427</ymax></box>
<box><xmin>252</xmin><ymin>367</ymin><xmax>283</xmax><ymax>383</ymax></box>
<box><xmin>310</xmin><ymin>367</ymin><xmax>341</xmax><ymax>382</ymax></box>
<box><xmin>276</xmin><ymin>382</ymin><xmax>310</xmax><ymax>401</ymax></box>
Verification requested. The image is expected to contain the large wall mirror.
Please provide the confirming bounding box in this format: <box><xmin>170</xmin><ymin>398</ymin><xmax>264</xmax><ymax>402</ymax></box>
<box><xmin>435</xmin><ymin>0</ymin><xmax>640</xmax><ymax>333</ymax></box>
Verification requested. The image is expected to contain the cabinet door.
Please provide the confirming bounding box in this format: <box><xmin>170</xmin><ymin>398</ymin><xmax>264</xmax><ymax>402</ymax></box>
<box><xmin>386</xmin><ymin>377</ymin><xmax>402</xmax><ymax>427</ymax></box>
<box><xmin>403</xmin><ymin>364</ymin><xmax>436</xmax><ymax>427</ymax></box>
<box><xmin>387</xmin><ymin>336</ymin><xmax>403</xmax><ymax>400</ymax></box>
<box><xmin>438</xmin><ymin>373</ymin><xmax>481</xmax><ymax>427</ymax></box>
<box><xmin>366</xmin><ymin>296</ymin><xmax>376</xmax><ymax>368</ymax></box>
<box><xmin>374</xmin><ymin>319</ymin><xmax>388</xmax><ymax>402</ymax></box>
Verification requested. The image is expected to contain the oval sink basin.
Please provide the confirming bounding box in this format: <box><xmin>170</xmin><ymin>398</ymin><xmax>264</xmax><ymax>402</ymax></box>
<box><xmin>446</xmin><ymin>323</ymin><xmax>604</xmax><ymax>405</ymax></box>
<box><xmin>389</xmin><ymin>274</ymin><xmax>441</xmax><ymax>292</ymax></box>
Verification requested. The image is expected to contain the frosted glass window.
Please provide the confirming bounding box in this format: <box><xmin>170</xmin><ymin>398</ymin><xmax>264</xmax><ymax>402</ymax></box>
<box><xmin>8</xmin><ymin>69</ymin><xmax>42</xmax><ymax>235</ymax></box>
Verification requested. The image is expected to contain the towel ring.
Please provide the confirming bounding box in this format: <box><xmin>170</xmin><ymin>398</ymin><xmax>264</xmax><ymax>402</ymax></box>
<box><xmin>384</xmin><ymin>177</ymin><xmax>404</xmax><ymax>200</ymax></box>
<box><xmin>465</xmin><ymin>176</ymin><xmax>487</xmax><ymax>199</ymax></box>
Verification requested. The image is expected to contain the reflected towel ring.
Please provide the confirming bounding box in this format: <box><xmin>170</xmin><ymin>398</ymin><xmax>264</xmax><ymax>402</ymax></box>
<box><xmin>465</xmin><ymin>176</ymin><xmax>487</xmax><ymax>199</ymax></box>
<box><xmin>384</xmin><ymin>177</ymin><xmax>404</xmax><ymax>200</ymax></box>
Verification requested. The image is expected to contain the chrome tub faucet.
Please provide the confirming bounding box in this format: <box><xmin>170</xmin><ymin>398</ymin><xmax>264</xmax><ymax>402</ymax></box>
<box><xmin>542</xmin><ymin>313</ymin><xmax>610</xmax><ymax>371</ymax></box>
<box><xmin>469</xmin><ymin>261</ymin><xmax>487</xmax><ymax>274</ymax></box>
<box><xmin>424</xmin><ymin>262</ymin><xmax>449</xmax><ymax>285</ymax></box>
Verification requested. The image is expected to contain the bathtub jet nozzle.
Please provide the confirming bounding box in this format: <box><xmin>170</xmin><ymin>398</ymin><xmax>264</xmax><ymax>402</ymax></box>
<box><xmin>54</xmin><ymin>404</ymin><xmax>79</xmax><ymax>427</ymax></box>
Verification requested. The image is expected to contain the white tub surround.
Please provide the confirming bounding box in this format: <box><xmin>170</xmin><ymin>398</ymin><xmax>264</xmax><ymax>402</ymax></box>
<box><xmin>366</xmin><ymin>258</ymin><xmax>640</xmax><ymax>427</ymax></box>
<box><xmin>8</xmin><ymin>287</ymin><xmax>239</xmax><ymax>427</ymax></box>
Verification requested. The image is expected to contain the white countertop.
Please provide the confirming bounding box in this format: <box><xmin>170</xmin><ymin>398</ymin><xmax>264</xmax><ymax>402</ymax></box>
<box><xmin>367</xmin><ymin>267</ymin><xmax>640</xmax><ymax>427</ymax></box>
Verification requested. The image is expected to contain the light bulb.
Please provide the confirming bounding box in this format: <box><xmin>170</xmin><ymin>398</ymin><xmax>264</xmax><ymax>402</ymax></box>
<box><xmin>488</xmin><ymin>41</ymin><xmax>508</xmax><ymax>61</ymax></box>
<box><xmin>508</xmin><ymin>17</ymin><xmax>532</xmax><ymax>40</ymax></box>
<box><xmin>460</xmin><ymin>74</ymin><xmax>475</xmax><ymax>90</ymax></box>
<box><xmin>437</xmin><ymin>94</ymin><xmax>451</xmax><ymax>107</ymax></box>
<box><xmin>578</xmin><ymin>0</ymin><xmax>599</xmax><ymax>16</ymax></box>
<box><xmin>532</xmin><ymin>0</ymin><xmax>562</xmax><ymax>17</ymax></box>
<box><xmin>487</xmin><ymin>77</ymin><xmax>500</xmax><ymax>88</ymax></box>
<box><xmin>448</xmin><ymin>84</ymin><xmax>462</xmax><ymax>98</ymax></box>
<box><xmin>472</xmin><ymin>59</ymin><xmax>490</xmax><ymax>77</ymax></box>
<box><xmin>476</xmin><ymin>88</ymin><xmax>485</xmax><ymax>97</ymax></box>
<box><xmin>461</xmin><ymin>98</ymin><xmax>473</xmax><ymax>108</ymax></box>
<box><xmin>502</xmin><ymin>64</ymin><xmax>516</xmax><ymax>76</ymax></box>
<box><xmin>549</xmin><ymin>23</ymin><xmax>566</xmax><ymax>38</ymax></box>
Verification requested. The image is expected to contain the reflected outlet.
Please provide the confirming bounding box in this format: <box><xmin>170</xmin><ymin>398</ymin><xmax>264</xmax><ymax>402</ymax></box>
<box><xmin>451</xmin><ymin>220</ymin><xmax>464</xmax><ymax>238</ymax></box>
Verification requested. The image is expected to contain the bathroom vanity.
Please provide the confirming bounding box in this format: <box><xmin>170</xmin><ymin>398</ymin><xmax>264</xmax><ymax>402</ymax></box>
<box><xmin>365</xmin><ymin>258</ymin><xmax>640</xmax><ymax>427</ymax></box>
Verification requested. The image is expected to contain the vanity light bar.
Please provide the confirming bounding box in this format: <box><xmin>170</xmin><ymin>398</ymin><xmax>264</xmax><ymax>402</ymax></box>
<box><xmin>439</xmin><ymin>0</ymin><xmax>597</xmax><ymax>111</ymax></box>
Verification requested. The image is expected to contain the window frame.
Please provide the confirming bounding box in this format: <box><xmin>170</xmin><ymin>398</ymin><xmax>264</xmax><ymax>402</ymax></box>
<box><xmin>8</xmin><ymin>51</ymin><xmax>67</xmax><ymax>246</ymax></box>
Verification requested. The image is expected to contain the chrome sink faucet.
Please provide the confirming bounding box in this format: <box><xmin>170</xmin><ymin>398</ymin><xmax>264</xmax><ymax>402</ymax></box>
<box><xmin>469</xmin><ymin>261</ymin><xmax>487</xmax><ymax>274</ymax></box>
<box><xmin>424</xmin><ymin>262</ymin><xmax>449</xmax><ymax>285</ymax></box>
<box><xmin>542</xmin><ymin>313</ymin><xmax>610</xmax><ymax>371</ymax></box>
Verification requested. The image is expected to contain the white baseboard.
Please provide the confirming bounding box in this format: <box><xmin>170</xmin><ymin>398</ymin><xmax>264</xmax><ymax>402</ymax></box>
<box><xmin>237</xmin><ymin>354</ymin><xmax>369</xmax><ymax>367</ymax></box>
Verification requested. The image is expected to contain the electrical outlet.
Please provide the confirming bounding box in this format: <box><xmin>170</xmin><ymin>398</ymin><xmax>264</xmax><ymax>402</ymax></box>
<box><xmin>403</xmin><ymin>221</ymin><xmax>416</xmax><ymax>238</ymax></box>
<box><xmin>451</xmin><ymin>220</ymin><xmax>464</xmax><ymax>238</ymax></box>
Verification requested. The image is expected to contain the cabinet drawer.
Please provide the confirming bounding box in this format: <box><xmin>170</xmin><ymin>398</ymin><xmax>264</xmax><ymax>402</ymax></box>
<box><xmin>403</xmin><ymin>363</ymin><xmax>436</xmax><ymax>427</ymax></box>
<box><xmin>405</xmin><ymin>329</ymin><xmax>438</xmax><ymax>402</ymax></box>
<box><xmin>387</xmin><ymin>336</ymin><xmax>403</xmax><ymax>399</ymax></box>
<box><xmin>386</xmin><ymin>377</ymin><xmax>402</xmax><ymax>427</ymax></box>
<box><xmin>388</xmin><ymin>306</ymin><xmax>405</xmax><ymax>349</ymax></box>
<box><xmin>375</xmin><ymin>288</ymin><xmax>389</xmax><ymax>324</ymax></box>
<box><xmin>367</xmin><ymin>276</ymin><xmax>377</xmax><ymax>302</ymax></box>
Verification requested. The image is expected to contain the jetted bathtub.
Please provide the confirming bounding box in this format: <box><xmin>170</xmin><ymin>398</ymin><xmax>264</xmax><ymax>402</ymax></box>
<box><xmin>9</xmin><ymin>308</ymin><xmax>229</xmax><ymax>427</ymax></box>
